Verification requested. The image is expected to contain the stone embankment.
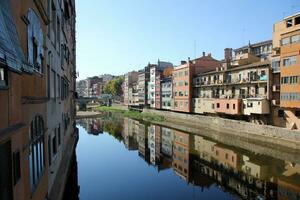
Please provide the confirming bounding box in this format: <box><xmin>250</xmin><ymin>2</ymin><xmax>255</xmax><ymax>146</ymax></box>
<box><xmin>143</xmin><ymin>109</ymin><xmax>300</xmax><ymax>150</ymax></box>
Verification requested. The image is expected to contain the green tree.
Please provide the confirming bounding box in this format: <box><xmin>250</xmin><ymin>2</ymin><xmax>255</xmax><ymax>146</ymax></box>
<box><xmin>104</xmin><ymin>76</ymin><xmax>124</xmax><ymax>96</ymax></box>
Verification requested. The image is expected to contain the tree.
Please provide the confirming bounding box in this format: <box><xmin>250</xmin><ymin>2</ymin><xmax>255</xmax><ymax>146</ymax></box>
<box><xmin>104</xmin><ymin>76</ymin><xmax>124</xmax><ymax>96</ymax></box>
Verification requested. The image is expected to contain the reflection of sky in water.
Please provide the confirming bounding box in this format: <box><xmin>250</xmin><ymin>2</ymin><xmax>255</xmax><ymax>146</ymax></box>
<box><xmin>76</xmin><ymin>125</ymin><xmax>237</xmax><ymax>200</ymax></box>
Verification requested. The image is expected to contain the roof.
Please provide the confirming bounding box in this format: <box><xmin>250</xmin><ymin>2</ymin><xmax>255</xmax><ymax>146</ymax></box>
<box><xmin>234</xmin><ymin>40</ymin><xmax>272</xmax><ymax>52</ymax></box>
<box><xmin>284</xmin><ymin>12</ymin><xmax>300</xmax><ymax>20</ymax></box>
<box><xmin>0</xmin><ymin>0</ymin><xmax>27</xmax><ymax>72</ymax></box>
<box><xmin>196</xmin><ymin>60</ymin><xmax>270</xmax><ymax>76</ymax></box>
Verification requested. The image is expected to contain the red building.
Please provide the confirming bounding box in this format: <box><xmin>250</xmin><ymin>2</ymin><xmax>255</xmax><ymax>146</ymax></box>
<box><xmin>172</xmin><ymin>53</ymin><xmax>222</xmax><ymax>113</ymax></box>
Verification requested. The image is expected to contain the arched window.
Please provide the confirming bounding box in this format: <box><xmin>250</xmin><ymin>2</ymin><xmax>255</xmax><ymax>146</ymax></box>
<box><xmin>28</xmin><ymin>115</ymin><xmax>45</xmax><ymax>191</ymax></box>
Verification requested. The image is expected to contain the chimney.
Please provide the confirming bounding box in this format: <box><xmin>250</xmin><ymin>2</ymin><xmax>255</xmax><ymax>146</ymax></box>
<box><xmin>202</xmin><ymin>52</ymin><xmax>205</xmax><ymax>57</ymax></box>
<box><xmin>224</xmin><ymin>48</ymin><xmax>232</xmax><ymax>62</ymax></box>
<box><xmin>208</xmin><ymin>53</ymin><xmax>212</xmax><ymax>57</ymax></box>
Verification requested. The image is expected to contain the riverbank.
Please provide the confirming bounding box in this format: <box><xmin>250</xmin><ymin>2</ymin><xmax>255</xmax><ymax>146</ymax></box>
<box><xmin>92</xmin><ymin>106</ymin><xmax>165</xmax><ymax>122</ymax></box>
<box><xmin>143</xmin><ymin>108</ymin><xmax>300</xmax><ymax>150</ymax></box>
<box><xmin>76</xmin><ymin>111</ymin><xmax>103</xmax><ymax>119</ymax></box>
<box><xmin>84</xmin><ymin>104</ymin><xmax>300</xmax><ymax>150</ymax></box>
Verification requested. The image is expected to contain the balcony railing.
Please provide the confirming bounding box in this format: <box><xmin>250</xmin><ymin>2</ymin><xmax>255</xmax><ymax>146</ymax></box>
<box><xmin>197</xmin><ymin>75</ymin><xmax>267</xmax><ymax>87</ymax></box>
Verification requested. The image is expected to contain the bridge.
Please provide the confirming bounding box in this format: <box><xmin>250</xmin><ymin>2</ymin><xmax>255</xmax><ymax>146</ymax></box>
<box><xmin>76</xmin><ymin>94</ymin><xmax>113</xmax><ymax>110</ymax></box>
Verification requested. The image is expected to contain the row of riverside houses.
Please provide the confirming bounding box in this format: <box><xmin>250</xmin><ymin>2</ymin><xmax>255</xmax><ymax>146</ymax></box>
<box><xmin>0</xmin><ymin>0</ymin><xmax>77</xmax><ymax>200</ymax></box>
<box><xmin>76</xmin><ymin>74</ymin><xmax>116</xmax><ymax>98</ymax></box>
<box><xmin>123</xmin><ymin>12</ymin><xmax>300</xmax><ymax>130</ymax></box>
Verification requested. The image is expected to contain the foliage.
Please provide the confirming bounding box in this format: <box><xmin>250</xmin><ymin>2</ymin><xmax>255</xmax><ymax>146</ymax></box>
<box><xmin>103</xmin><ymin>76</ymin><xmax>124</xmax><ymax>96</ymax></box>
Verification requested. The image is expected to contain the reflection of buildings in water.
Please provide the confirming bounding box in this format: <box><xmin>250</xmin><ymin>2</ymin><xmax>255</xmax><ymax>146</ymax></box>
<box><xmin>192</xmin><ymin>135</ymin><xmax>241</xmax><ymax>171</ymax></box>
<box><xmin>211</xmin><ymin>145</ymin><xmax>240</xmax><ymax>170</ymax></box>
<box><xmin>77</xmin><ymin>118</ymin><xmax>103</xmax><ymax>135</ymax></box>
<box><xmin>161</xmin><ymin>127</ymin><xmax>174</xmax><ymax>158</ymax></box>
<box><xmin>193</xmin><ymin>135</ymin><xmax>216</xmax><ymax>163</ymax></box>
<box><xmin>277</xmin><ymin>161</ymin><xmax>300</xmax><ymax>200</ymax></box>
<box><xmin>172</xmin><ymin>130</ymin><xmax>190</xmax><ymax>181</ymax></box>
<box><xmin>137</xmin><ymin>123</ymin><xmax>151</xmax><ymax>164</ymax></box>
<box><xmin>148</xmin><ymin>124</ymin><xmax>157</xmax><ymax>165</ymax></box>
<box><xmin>191</xmin><ymin>157</ymin><xmax>276</xmax><ymax>200</ymax></box>
<box><xmin>123</xmin><ymin>118</ymin><xmax>139</xmax><ymax>150</ymax></box>
<box><xmin>241</xmin><ymin>155</ymin><xmax>273</xmax><ymax>180</ymax></box>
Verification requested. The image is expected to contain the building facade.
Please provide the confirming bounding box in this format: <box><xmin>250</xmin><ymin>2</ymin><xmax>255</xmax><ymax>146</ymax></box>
<box><xmin>124</xmin><ymin>71</ymin><xmax>138</xmax><ymax>106</ymax></box>
<box><xmin>172</xmin><ymin>53</ymin><xmax>222</xmax><ymax>113</ymax></box>
<box><xmin>147</xmin><ymin>61</ymin><xmax>173</xmax><ymax>109</ymax></box>
<box><xmin>272</xmin><ymin>12</ymin><xmax>300</xmax><ymax>129</ymax></box>
<box><xmin>137</xmin><ymin>65</ymin><xmax>150</xmax><ymax>107</ymax></box>
<box><xmin>0</xmin><ymin>0</ymin><xmax>77</xmax><ymax>200</ymax></box>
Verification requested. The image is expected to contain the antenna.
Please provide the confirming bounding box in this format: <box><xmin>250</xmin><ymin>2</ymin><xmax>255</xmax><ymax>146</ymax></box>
<box><xmin>194</xmin><ymin>40</ymin><xmax>197</xmax><ymax>60</ymax></box>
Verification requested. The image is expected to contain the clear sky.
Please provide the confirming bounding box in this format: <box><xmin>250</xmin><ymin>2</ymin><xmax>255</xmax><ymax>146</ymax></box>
<box><xmin>76</xmin><ymin>0</ymin><xmax>300</xmax><ymax>80</ymax></box>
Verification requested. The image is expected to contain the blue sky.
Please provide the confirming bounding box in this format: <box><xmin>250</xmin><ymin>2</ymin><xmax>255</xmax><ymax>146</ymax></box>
<box><xmin>76</xmin><ymin>0</ymin><xmax>300</xmax><ymax>80</ymax></box>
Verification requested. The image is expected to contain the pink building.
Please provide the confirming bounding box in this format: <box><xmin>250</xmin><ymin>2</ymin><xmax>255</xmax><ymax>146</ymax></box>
<box><xmin>214</xmin><ymin>99</ymin><xmax>242</xmax><ymax>115</ymax></box>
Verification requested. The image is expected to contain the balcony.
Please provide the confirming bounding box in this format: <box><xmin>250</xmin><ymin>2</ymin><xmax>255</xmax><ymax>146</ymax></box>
<box><xmin>242</xmin><ymin>98</ymin><xmax>270</xmax><ymax>115</ymax></box>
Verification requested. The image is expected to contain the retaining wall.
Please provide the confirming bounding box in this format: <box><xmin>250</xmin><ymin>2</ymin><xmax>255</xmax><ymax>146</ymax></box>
<box><xmin>143</xmin><ymin>108</ymin><xmax>300</xmax><ymax>150</ymax></box>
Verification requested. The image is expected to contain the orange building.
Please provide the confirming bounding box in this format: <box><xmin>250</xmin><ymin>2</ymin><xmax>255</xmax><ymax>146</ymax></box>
<box><xmin>172</xmin><ymin>53</ymin><xmax>222</xmax><ymax>113</ymax></box>
<box><xmin>272</xmin><ymin>12</ymin><xmax>300</xmax><ymax>129</ymax></box>
<box><xmin>172</xmin><ymin>130</ymin><xmax>190</xmax><ymax>181</ymax></box>
<box><xmin>0</xmin><ymin>1</ymin><xmax>49</xmax><ymax>200</ymax></box>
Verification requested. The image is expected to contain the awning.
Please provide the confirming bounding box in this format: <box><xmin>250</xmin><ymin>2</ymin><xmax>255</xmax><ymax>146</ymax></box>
<box><xmin>0</xmin><ymin>0</ymin><xmax>29</xmax><ymax>72</ymax></box>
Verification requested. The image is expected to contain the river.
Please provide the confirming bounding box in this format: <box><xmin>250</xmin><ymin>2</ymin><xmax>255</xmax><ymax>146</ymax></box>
<box><xmin>63</xmin><ymin>113</ymin><xmax>300</xmax><ymax>200</ymax></box>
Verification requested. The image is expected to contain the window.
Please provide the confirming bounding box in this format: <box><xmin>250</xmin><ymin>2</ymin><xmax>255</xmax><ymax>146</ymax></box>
<box><xmin>0</xmin><ymin>67</ymin><xmax>7</xmax><ymax>87</ymax></box>
<box><xmin>212</xmin><ymin>103</ymin><xmax>215</xmax><ymax>109</ymax></box>
<box><xmin>281</xmin><ymin>77</ymin><xmax>289</xmax><ymax>84</ymax></box>
<box><xmin>226</xmin><ymin>103</ymin><xmax>229</xmax><ymax>109</ymax></box>
<box><xmin>247</xmin><ymin>102</ymin><xmax>253</xmax><ymax>108</ymax></box>
<box><xmin>58</xmin><ymin>124</ymin><xmax>61</xmax><ymax>146</ymax></box>
<box><xmin>272</xmin><ymin>60</ymin><xmax>280</xmax><ymax>71</ymax></box>
<box><xmin>13</xmin><ymin>151</ymin><xmax>21</xmax><ymax>185</ymax></box>
<box><xmin>283</xmin><ymin>56</ymin><xmax>297</xmax><ymax>66</ymax></box>
<box><xmin>295</xmin><ymin>16</ymin><xmax>300</xmax><ymax>25</ymax></box>
<box><xmin>233</xmin><ymin>104</ymin><xmax>236</xmax><ymax>110</ymax></box>
<box><xmin>278</xmin><ymin>109</ymin><xmax>284</xmax><ymax>117</ymax></box>
<box><xmin>286</xmin><ymin>19</ymin><xmax>293</xmax><ymax>28</ymax></box>
<box><xmin>185</xmin><ymin>101</ymin><xmax>188</xmax><ymax>107</ymax></box>
<box><xmin>281</xmin><ymin>37</ymin><xmax>290</xmax><ymax>45</ymax></box>
<box><xmin>290</xmin><ymin>76</ymin><xmax>298</xmax><ymax>84</ymax></box>
<box><xmin>217</xmin><ymin>103</ymin><xmax>220</xmax><ymax>108</ymax></box>
<box><xmin>291</xmin><ymin>35</ymin><xmax>300</xmax><ymax>43</ymax></box>
<box><xmin>29</xmin><ymin>116</ymin><xmax>45</xmax><ymax>191</ymax></box>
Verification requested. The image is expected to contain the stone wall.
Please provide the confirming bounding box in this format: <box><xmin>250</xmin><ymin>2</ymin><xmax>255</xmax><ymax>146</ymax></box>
<box><xmin>143</xmin><ymin>108</ymin><xmax>300</xmax><ymax>150</ymax></box>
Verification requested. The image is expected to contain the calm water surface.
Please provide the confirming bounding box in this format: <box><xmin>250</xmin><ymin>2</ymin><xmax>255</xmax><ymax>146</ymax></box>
<box><xmin>65</xmin><ymin>114</ymin><xmax>300</xmax><ymax>200</ymax></box>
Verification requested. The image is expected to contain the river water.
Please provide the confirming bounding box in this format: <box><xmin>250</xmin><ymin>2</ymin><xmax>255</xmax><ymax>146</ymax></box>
<box><xmin>64</xmin><ymin>114</ymin><xmax>300</xmax><ymax>200</ymax></box>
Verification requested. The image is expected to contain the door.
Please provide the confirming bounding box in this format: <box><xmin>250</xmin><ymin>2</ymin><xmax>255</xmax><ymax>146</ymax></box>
<box><xmin>0</xmin><ymin>141</ymin><xmax>13</xmax><ymax>200</ymax></box>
